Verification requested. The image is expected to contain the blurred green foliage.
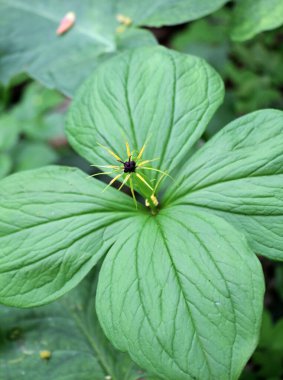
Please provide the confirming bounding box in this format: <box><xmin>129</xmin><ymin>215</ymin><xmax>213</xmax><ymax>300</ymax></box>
<box><xmin>171</xmin><ymin>8</ymin><xmax>283</xmax><ymax>139</ymax></box>
<box><xmin>275</xmin><ymin>265</ymin><xmax>283</xmax><ymax>304</ymax></box>
<box><xmin>0</xmin><ymin>80</ymin><xmax>65</xmax><ymax>177</ymax></box>
<box><xmin>231</xmin><ymin>0</ymin><xmax>283</xmax><ymax>41</ymax></box>
<box><xmin>241</xmin><ymin>312</ymin><xmax>283</xmax><ymax>380</ymax></box>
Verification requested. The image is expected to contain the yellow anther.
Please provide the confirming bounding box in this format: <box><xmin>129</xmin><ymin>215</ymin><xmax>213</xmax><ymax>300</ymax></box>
<box><xmin>116</xmin><ymin>14</ymin><xmax>132</xmax><ymax>26</ymax></box>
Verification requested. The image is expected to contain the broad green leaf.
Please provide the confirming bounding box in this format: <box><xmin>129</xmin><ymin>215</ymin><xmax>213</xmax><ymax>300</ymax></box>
<box><xmin>0</xmin><ymin>269</ymin><xmax>142</xmax><ymax>380</ymax></box>
<box><xmin>116</xmin><ymin>27</ymin><xmax>158</xmax><ymax>52</ymax></box>
<box><xmin>97</xmin><ymin>207</ymin><xmax>264</xmax><ymax>380</ymax></box>
<box><xmin>0</xmin><ymin>165</ymin><xmax>137</xmax><ymax>307</ymax></box>
<box><xmin>231</xmin><ymin>0</ymin><xmax>283</xmax><ymax>41</ymax></box>
<box><xmin>164</xmin><ymin>109</ymin><xmax>283</xmax><ymax>260</ymax></box>
<box><xmin>117</xmin><ymin>0</ymin><xmax>229</xmax><ymax>27</ymax></box>
<box><xmin>67</xmin><ymin>46</ymin><xmax>224</xmax><ymax>184</ymax></box>
<box><xmin>0</xmin><ymin>0</ymin><xmax>156</xmax><ymax>97</ymax></box>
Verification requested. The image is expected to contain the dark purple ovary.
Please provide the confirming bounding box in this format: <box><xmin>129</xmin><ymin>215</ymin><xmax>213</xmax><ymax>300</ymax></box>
<box><xmin>124</xmin><ymin>160</ymin><xmax>136</xmax><ymax>173</ymax></box>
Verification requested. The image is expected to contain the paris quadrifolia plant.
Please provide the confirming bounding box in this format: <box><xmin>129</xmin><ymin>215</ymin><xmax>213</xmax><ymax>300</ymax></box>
<box><xmin>0</xmin><ymin>46</ymin><xmax>283</xmax><ymax>380</ymax></box>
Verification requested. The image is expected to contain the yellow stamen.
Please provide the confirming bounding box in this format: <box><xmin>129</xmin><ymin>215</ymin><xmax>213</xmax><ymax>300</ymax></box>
<box><xmin>88</xmin><ymin>170</ymin><xmax>117</xmax><ymax>178</ymax></box>
<box><xmin>126</xmin><ymin>141</ymin><xmax>131</xmax><ymax>158</ymax></box>
<box><xmin>98</xmin><ymin>143</ymin><xmax>122</xmax><ymax>161</ymax></box>
<box><xmin>137</xmin><ymin>143</ymin><xmax>146</xmax><ymax>160</ymax></box>
<box><xmin>136</xmin><ymin>173</ymin><xmax>153</xmax><ymax>190</ymax></box>
<box><xmin>138</xmin><ymin>166</ymin><xmax>172</xmax><ymax>179</ymax></box>
<box><xmin>103</xmin><ymin>173</ymin><xmax>124</xmax><ymax>192</ymax></box>
<box><xmin>116</xmin><ymin>14</ymin><xmax>132</xmax><ymax>26</ymax></box>
<box><xmin>118</xmin><ymin>174</ymin><xmax>131</xmax><ymax>191</ymax></box>
<box><xmin>90</xmin><ymin>164</ymin><xmax>121</xmax><ymax>169</ymax></box>
<box><xmin>153</xmin><ymin>172</ymin><xmax>168</xmax><ymax>193</ymax></box>
<box><xmin>138</xmin><ymin>158</ymin><xmax>159</xmax><ymax>166</ymax></box>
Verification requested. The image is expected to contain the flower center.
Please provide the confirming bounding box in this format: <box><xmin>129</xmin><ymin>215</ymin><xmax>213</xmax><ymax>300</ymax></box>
<box><xmin>123</xmin><ymin>160</ymin><xmax>136</xmax><ymax>173</ymax></box>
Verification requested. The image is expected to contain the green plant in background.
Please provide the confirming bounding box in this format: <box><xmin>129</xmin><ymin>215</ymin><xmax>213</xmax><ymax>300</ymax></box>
<box><xmin>1</xmin><ymin>45</ymin><xmax>283</xmax><ymax>379</ymax></box>
<box><xmin>0</xmin><ymin>82</ymin><xmax>65</xmax><ymax>177</ymax></box>
<box><xmin>171</xmin><ymin>9</ymin><xmax>283</xmax><ymax>138</ymax></box>
<box><xmin>231</xmin><ymin>0</ymin><xmax>283</xmax><ymax>41</ymax></box>
<box><xmin>241</xmin><ymin>312</ymin><xmax>283</xmax><ymax>380</ymax></box>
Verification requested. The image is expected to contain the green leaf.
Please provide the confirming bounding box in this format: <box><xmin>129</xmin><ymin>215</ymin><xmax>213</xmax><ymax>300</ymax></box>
<box><xmin>0</xmin><ymin>165</ymin><xmax>137</xmax><ymax>307</ymax></box>
<box><xmin>165</xmin><ymin>109</ymin><xmax>283</xmax><ymax>260</ymax></box>
<box><xmin>116</xmin><ymin>27</ymin><xmax>158</xmax><ymax>51</ymax></box>
<box><xmin>0</xmin><ymin>0</ymin><xmax>156</xmax><ymax>97</ymax></box>
<box><xmin>67</xmin><ymin>46</ymin><xmax>224</xmax><ymax>184</ymax></box>
<box><xmin>0</xmin><ymin>269</ymin><xmax>142</xmax><ymax>380</ymax></box>
<box><xmin>231</xmin><ymin>0</ymin><xmax>283</xmax><ymax>41</ymax></box>
<box><xmin>117</xmin><ymin>0</ymin><xmax>229</xmax><ymax>27</ymax></box>
<box><xmin>97</xmin><ymin>207</ymin><xmax>264</xmax><ymax>380</ymax></box>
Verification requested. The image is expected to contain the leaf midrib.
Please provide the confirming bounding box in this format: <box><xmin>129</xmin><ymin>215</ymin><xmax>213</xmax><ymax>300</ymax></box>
<box><xmin>155</xmin><ymin>217</ymin><xmax>213</xmax><ymax>378</ymax></box>
<box><xmin>162</xmin><ymin>212</ymin><xmax>238</xmax><ymax>378</ymax></box>
<box><xmin>133</xmin><ymin>217</ymin><xmax>191</xmax><ymax>378</ymax></box>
